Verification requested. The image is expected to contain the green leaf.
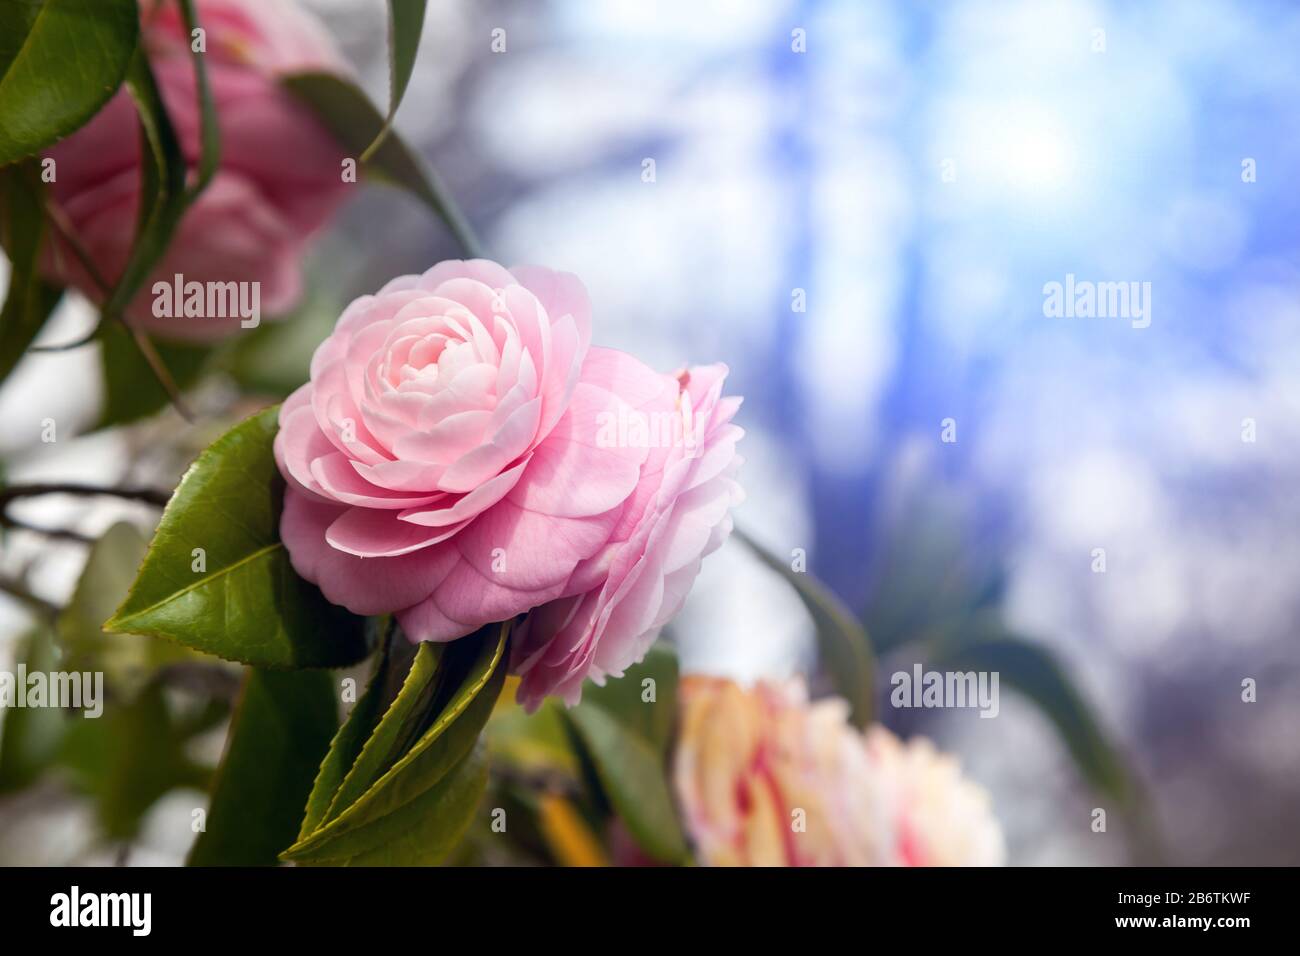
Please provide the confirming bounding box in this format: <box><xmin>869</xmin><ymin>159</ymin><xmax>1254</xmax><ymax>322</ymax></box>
<box><xmin>96</xmin><ymin>322</ymin><xmax>209</xmax><ymax>427</ymax></box>
<box><xmin>283</xmin><ymin>622</ymin><xmax>508</xmax><ymax>864</ymax></box>
<box><xmin>579</xmin><ymin>643</ymin><xmax>679</xmax><ymax>756</ymax></box>
<box><xmin>105</xmin><ymin>406</ymin><xmax>369</xmax><ymax>669</ymax></box>
<box><xmin>562</xmin><ymin>701</ymin><xmax>689</xmax><ymax>865</ymax></box>
<box><xmin>932</xmin><ymin>634</ymin><xmax>1137</xmax><ymax>805</ymax></box>
<box><xmin>734</xmin><ymin>526</ymin><xmax>876</xmax><ymax>727</ymax></box>
<box><xmin>0</xmin><ymin>625</ymin><xmax>65</xmax><ymax>792</ymax></box>
<box><xmin>318</xmin><ymin>640</ymin><xmax>445</xmax><ymax>825</ymax></box>
<box><xmin>862</xmin><ymin>491</ymin><xmax>1002</xmax><ymax>654</ymax></box>
<box><xmin>81</xmin><ymin>12</ymin><xmax>217</xmax><ymax>421</ymax></box>
<box><xmin>302</xmin><ymin>743</ymin><xmax>489</xmax><ymax>866</ymax></box>
<box><xmin>101</xmin><ymin>47</ymin><xmax>189</xmax><ymax>325</ymax></box>
<box><xmin>282</xmin><ymin>71</ymin><xmax>481</xmax><ymax>257</ymax></box>
<box><xmin>0</xmin><ymin>159</ymin><xmax>62</xmax><ymax>385</ymax></box>
<box><xmin>298</xmin><ymin>620</ymin><xmax>396</xmax><ymax>836</ymax></box>
<box><xmin>0</xmin><ymin>0</ymin><xmax>139</xmax><ymax>166</ymax></box>
<box><xmin>187</xmin><ymin>667</ymin><xmax>338</xmax><ymax>866</ymax></box>
<box><xmin>359</xmin><ymin>0</ymin><xmax>427</xmax><ymax>163</ymax></box>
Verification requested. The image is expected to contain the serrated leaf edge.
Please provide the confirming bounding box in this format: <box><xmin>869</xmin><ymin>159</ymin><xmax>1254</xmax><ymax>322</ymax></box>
<box><xmin>282</xmin><ymin>623</ymin><xmax>507</xmax><ymax>858</ymax></box>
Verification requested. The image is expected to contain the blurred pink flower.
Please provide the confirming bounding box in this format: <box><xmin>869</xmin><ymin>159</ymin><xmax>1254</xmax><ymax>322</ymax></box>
<box><xmin>275</xmin><ymin>259</ymin><xmax>741</xmax><ymax>708</ymax></box>
<box><xmin>674</xmin><ymin>676</ymin><xmax>1005</xmax><ymax>866</ymax></box>
<box><xmin>42</xmin><ymin>0</ymin><xmax>350</xmax><ymax>340</ymax></box>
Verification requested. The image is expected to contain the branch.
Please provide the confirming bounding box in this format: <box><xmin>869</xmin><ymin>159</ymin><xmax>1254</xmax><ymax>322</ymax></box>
<box><xmin>0</xmin><ymin>514</ymin><xmax>94</xmax><ymax>544</ymax></box>
<box><xmin>0</xmin><ymin>482</ymin><xmax>172</xmax><ymax>508</ymax></box>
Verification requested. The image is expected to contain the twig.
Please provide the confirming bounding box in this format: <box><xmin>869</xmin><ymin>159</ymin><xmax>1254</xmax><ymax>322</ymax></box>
<box><xmin>0</xmin><ymin>482</ymin><xmax>171</xmax><ymax>508</ymax></box>
<box><xmin>30</xmin><ymin>200</ymin><xmax>110</xmax><ymax>352</ymax></box>
<box><xmin>129</xmin><ymin>325</ymin><xmax>194</xmax><ymax>421</ymax></box>
<box><xmin>0</xmin><ymin>514</ymin><xmax>94</xmax><ymax>544</ymax></box>
<box><xmin>0</xmin><ymin>483</ymin><xmax>169</xmax><ymax>557</ymax></box>
<box><xmin>42</xmin><ymin>198</ymin><xmax>111</xmax><ymax>293</ymax></box>
<box><xmin>28</xmin><ymin>324</ymin><xmax>100</xmax><ymax>353</ymax></box>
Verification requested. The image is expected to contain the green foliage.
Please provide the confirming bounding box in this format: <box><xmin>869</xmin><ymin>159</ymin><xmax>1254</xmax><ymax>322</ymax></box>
<box><xmin>485</xmin><ymin>694</ymin><xmax>578</xmax><ymax>779</ymax></box>
<box><xmin>560</xmin><ymin>646</ymin><xmax>689</xmax><ymax>865</ymax></box>
<box><xmin>101</xmin><ymin>48</ymin><xmax>189</xmax><ymax>325</ymax></box>
<box><xmin>177</xmin><ymin>0</ymin><xmax>220</xmax><ymax>199</ymax></box>
<box><xmin>861</xmin><ymin>488</ymin><xmax>1006</xmax><ymax>655</ymax></box>
<box><xmin>221</xmin><ymin>285</ymin><xmax>340</xmax><ymax>398</ymax></box>
<box><xmin>188</xmin><ymin>668</ymin><xmax>338</xmax><ymax>866</ymax></box>
<box><xmin>933</xmin><ymin>633</ymin><xmax>1139</xmax><ymax>809</ymax></box>
<box><xmin>96</xmin><ymin>322</ymin><xmax>209</xmax><ymax>427</ymax></box>
<box><xmin>308</xmin><ymin>744</ymin><xmax>489</xmax><ymax>867</ymax></box>
<box><xmin>0</xmin><ymin>159</ymin><xmax>61</xmax><ymax>386</ymax></box>
<box><xmin>0</xmin><ymin>0</ymin><xmax>139</xmax><ymax>166</ymax></box>
<box><xmin>860</xmin><ymin>485</ymin><xmax>1147</xmax><ymax>826</ymax></box>
<box><xmin>579</xmin><ymin>642</ymin><xmax>680</xmax><ymax>756</ymax></box>
<box><xmin>563</xmin><ymin>703</ymin><xmax>688</xmax><ymax>865</ymax></box>
<box><xmin>734</xmin><ymin>527</ymin><xmax>877</xmax><ymax>726</ymax></box>
<box><xmin>94</xmin><ymin>26</ymin><xmax>225</xmax><ymax>420</ymax></box>
<box><xmin>282</xmin><ymin>72</ymin><xmax>481</xmax><ymax>257</ymax></box>
<box><xmin>0</xmin><ymin>0</ymin><xmax>1156</xmax><ymax>872</ymax></box>
<box><xmin>58</xmin><ymin>521</ymin><xmax>197</xmax><ymax>696</ymax></box>
<box><xmin>359</xmin><ymin>0</ymin><xmax>427</xmax><ymax>163</ymax></box>
<box><xmin>283</xmin><ymin>623</ymin><xmax>508</xmax><ymax>865</ymax></box>
<box><xmin>0</xmin><ymin>625</ymin><xmax>64</xmax><ymax>792</ymax></box>
<box><xmin>60</xmin><ymin>682</ymin><xmax>212</xmax><ymax>840</ymax></box>
<box><xmin>734</xmin><ymin>507</ymin><xmax>1147</xmax><ymax>850</ymax></box>
<box><xmin>105</xmin><ymin>406</ymin><xmax>368</xmax><ymax>668</ymax></box>
<box><xmin>298</xmin><ymin>629</ymin><xmax>396</xmax><ymax>837</ymax></box>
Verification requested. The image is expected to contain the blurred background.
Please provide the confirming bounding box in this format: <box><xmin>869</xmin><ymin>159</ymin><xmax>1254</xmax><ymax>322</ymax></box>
<box><xmin>3</xmin><ymin>0</ymin><xmax>1299</xmax><ymax>865</ymax></box>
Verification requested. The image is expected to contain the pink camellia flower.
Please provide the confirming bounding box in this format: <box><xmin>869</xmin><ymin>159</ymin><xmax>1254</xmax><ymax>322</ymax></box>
<box><xmin>42</xmin><ymin>0</ymin><xmax>350</xmax><ymax>340</ymax></box>
<box><xmin>275</xmin><ymin>258</ymin><xmax>743</xmax><ymax>707</ymax></box>
<box><xmin>674</xmin><ymin>676</ymin><xmax>1005</xmax><ymax>867</ymax></box>
<box><xmin>511</xmin><ymin>364</ymin><xmax>744</xmax><ymax>709</ymax></box>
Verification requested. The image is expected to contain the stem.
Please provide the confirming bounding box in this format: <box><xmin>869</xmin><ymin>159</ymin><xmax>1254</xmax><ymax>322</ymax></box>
<box><xmin>178</xmin><ymin>0</ymin><xmax>220</xmax><ymax>202</ymax></box>
<box><xmin>42</xmin><ymin>199</ymin><xmax>111</xmax><ymax>293</ymax></box>
<box><xmin>29</xmin><ymin>200</ymin><xmax>111</xmax><ymax>352</ymax></box>
<box><xmin>129</xmin><ymin>325</ymin><xmax>195</xmax><ymax>422</ymax></box>
<box><xmin>421</xmin><ymin>165</ymin><xmax>484</xmax><ymax>259</ymax></box>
